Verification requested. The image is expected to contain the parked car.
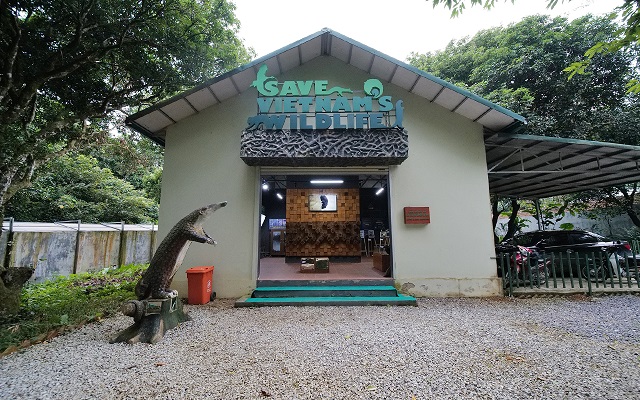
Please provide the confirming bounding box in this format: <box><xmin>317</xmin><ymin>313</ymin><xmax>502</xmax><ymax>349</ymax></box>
<box><xmin>496</xmin><ymin>230</ymin><xmax>638</xmax><ymax>281</ymax></box>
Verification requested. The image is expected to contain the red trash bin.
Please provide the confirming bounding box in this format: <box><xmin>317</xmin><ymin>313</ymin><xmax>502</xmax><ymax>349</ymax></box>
<box><xmin>186</xmin><ymin>266</ymin><xmax>215</xmax><ymax>305</ymax></box>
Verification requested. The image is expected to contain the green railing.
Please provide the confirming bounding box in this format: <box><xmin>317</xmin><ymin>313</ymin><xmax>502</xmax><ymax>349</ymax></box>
<box><xmin>497</xmin><ymin>248</ymin><xmax>640</xmax><ymax>296</ymax></box>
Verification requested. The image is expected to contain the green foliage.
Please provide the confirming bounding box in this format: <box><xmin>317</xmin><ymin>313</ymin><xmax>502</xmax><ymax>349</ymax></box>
<box><xmin>0</xmin><ymin>264</ymin><xmax>146</xmax><ymax>354</ymax></box>
<box><xmin>519</xmin><ymin>197</ymin><xmax>580</xmax><ymax>230</ymax></box>
<box><xmin>86</xmin><ymin>131</ymin><xmax>164</xmax><ymax>192</ymax></box>
<box><xmin>409</xmin><ymin>15</ymin><xmax>639</xmax><ymax>141</ymax></box>
<box><xmin>6</xmin><ymin>154</ymin><xmax>158</xmax><ymax>223</ymax></box>
<box><xmin>427</xmin><ymin>0</ymin><xmax>640</xmax><ymax>93</ymax></box>
<box><xmin>0</xmin><ymin>0</ymin><xmax>253</xmax><ymax>219</ymax></box>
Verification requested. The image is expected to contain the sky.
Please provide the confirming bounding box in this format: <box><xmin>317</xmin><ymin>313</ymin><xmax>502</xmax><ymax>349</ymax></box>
<box><xmin>233</xmin><ymin>0</ymin><xmax>617</xmax><ymax>62</ymax></box>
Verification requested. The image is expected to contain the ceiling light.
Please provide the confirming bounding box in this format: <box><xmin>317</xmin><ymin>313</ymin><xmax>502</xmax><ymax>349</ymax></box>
<box><xmin>310</xmin><ymin>180</ymin><xmax>344</xmax><ymax>184</ymax></box>
<box><xmin>276</xmin><ymin>193</ymin><xmax>283</xmax><ymax>200</ymax></box>
<box><xmin>262</xmin><ymin>182</ymin><xmax>269</xmax><ymax>190</ymax></box>
<box><xmin>376</xmin><ymin>187</ymin><xmax>385</xmax><ymax>195</ymax></box>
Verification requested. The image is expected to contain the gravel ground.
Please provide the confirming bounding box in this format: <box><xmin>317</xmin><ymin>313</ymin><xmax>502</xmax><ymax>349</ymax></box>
<box><xmin>1</xmin><ymin>295</ymin><xmax>639</xmax><ymax>400</ymax></box>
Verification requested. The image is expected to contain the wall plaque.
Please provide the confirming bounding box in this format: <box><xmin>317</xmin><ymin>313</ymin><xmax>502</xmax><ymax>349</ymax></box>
<box><xmin>404</xmin><ymin>207</ymin><xmax>430</xmax><ymax>224</ymax></box>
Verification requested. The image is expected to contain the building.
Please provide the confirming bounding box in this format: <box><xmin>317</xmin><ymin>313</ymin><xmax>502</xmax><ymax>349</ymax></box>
<box><xmin>126</xmin><ymin>29</ymin><xmax>640</xmax><ymax>299</ymax></box>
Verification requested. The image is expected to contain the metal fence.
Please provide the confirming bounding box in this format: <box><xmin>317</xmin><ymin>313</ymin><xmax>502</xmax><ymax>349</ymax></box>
<box><xmin>497</xmin><ymin>248</ymin><xmax>640</xmax><ymax>297</ymax></box>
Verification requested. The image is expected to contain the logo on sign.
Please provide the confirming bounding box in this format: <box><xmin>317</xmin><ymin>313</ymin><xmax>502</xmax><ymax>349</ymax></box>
<box><xmin>247</xmin><ymin>65</ymin><xmax>404</xmax><ymax>131</ymax></box>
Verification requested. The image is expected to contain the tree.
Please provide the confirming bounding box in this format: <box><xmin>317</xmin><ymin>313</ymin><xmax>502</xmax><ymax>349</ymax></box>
<box><xmin>85</xmin><ymin>130</ymin><xmax>164</xmax><ymax>193</ymax></box>
<box><xmin>0</xmin><ymin>0</ymin><xmax>253</xmax><ymax>224</ymax></box>
<box><xmin>408</xmin><ymin>14</ymin><xmax>640</xmax><ymax>236</ymax></box>
<box><xmin>426</xmin><ymin>0</ymin><xmax>640</xmax><ymax>92</ymax></box>
<box><xmin>409</xmin><ymin>15</ymin><xmax>639</xmax><ymax>141</ymax></box>
<box><xmin>6</xmin><ymin>154</ymin><xmax>158</xmax><ymax>223</ymax></box>
<box><xmin>0</xmin><ymin>0</ymin><xmax>252</xmax><ymax>314</ymax></box>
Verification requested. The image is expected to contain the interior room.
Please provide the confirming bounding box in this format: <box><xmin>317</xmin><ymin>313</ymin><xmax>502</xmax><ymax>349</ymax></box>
<box><xmin>258</xmin><ymin>174</ymin><xmax>391</xmax><ymax>281</ymax></box>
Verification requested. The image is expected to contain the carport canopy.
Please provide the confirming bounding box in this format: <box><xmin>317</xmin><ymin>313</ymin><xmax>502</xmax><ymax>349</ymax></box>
<box><xmin>485</xmin><ymin>132</ymin><xmax>640</xmax><ymax>200</ymax></box>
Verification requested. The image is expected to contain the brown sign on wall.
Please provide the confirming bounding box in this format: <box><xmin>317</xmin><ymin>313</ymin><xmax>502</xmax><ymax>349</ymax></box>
<box><xmin>404</xmin><ymin>207</ymin><xmax>430</xmax><ymax>224</ymax></box>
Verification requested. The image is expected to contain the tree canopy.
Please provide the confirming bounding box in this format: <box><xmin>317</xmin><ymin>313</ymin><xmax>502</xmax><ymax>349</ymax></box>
<box><xmin>408</xmin><ymin>14</ymin><xmax>640</xmax><ymax>143</ymax></box>
<box><xmin>0</xmin><ymin>0</ymin><xmax>253</xmax><ymax>221</ymax></box>
<box><xmin>426</xmin><ymin>0</ymin><xmax>640</xmax><ymax>92</ymax></box>
<box><xmin>409</xmin><ymin>14</ymin><xmax>640</xmax><ymax>235</ymax></box>
<box><xmin>6</xmin><ymin>154</ymin><xmax>158</xmax><ymax>223</ymax></box>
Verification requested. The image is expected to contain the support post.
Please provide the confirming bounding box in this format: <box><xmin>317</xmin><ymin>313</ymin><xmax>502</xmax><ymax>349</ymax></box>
<box><xmin>534</xmin><ymin>199</ymin><xmax>543</xmax><ymax>231</ymax></box>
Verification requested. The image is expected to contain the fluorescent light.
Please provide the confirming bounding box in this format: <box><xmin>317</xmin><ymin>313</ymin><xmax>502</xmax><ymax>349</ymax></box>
<box><xmin>260</xmin><ymin>214</ymin><xmax>266</xmax><ymax>226</ymax></box>
<box><xmin>276</xmin><ymin>193</ymin><xmax>283</xmax><ymax>200</ymax></box>
<box><xmin>376</xmin><ymin>187</ymin><xmax>385</xmax><ymax>195</ymax></box>
<box><xmin>310</xmin><ymin>180</ymin><xmax>343</xmax><ymax>184</ymax></box>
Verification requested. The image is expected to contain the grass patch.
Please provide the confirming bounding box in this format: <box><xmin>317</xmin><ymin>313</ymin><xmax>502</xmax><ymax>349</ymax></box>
<box><xmin>0</xmin><ymin>264</ymin><xmax>146</xmax><ymax>355</ymax></box>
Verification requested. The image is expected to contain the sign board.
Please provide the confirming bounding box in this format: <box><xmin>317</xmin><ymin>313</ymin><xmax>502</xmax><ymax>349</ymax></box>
<box><xmin>247</xmin><ymin>64</ymin><xmax>404</xmax><ymax>131</ymax></box>
<box><xmin>404</xmin><ymin>207</ymin><xmax>430</xmax><ymax>224</ymax></box>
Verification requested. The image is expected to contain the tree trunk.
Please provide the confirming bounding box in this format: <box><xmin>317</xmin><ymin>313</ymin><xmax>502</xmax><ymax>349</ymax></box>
<box><xmin>504</xmin><ymin>199</ymin><xmax>521</xmax><ymax>240</ymax></box>
<box><xmin>0</xmin><ymin>267</ymin><xmax>34</xmax><ymax>315</ymax></box>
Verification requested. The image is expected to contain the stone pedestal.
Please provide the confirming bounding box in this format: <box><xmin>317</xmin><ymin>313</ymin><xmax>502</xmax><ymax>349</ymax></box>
<box><xmin>111</xmin><ymin>296</ymin><xmax>190</xmax><ymax>344</ymax></box>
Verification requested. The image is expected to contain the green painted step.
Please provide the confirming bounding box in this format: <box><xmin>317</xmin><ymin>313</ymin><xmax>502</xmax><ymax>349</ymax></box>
<box><xmin>235</xmin><ymin>294</ymin><xmax>417</xmax><ymax>307</ymax></box>
<box><xmin>251</xmin><ymin>285</ymin><xmax>399</xmax><ymax>298</ymax></box>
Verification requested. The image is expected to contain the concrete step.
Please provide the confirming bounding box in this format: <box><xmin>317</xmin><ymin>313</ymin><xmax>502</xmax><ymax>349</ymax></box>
<box><xmin>234</xmin><ymin>284</ymin><xmax>417</xmax><ymax>307</ymax></box>
<box><xmin>256</xmin><ymin>279</ymin><xmax>394</xmax><ymax>287</ymax></box>
<box><xmin>251</xmin><ymin>285</ymin><xmax>400</xmax><ymax>298</ymax></box>
<box><xmin>235</xmin><ymin>294</ymin><xmax>417</xmax><ymax>307</ymax></box>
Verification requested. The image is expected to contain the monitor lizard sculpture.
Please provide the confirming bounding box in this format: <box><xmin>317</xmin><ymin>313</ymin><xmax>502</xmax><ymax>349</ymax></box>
<box><xmin>112</xmin><ymin>201</ymin><xmax>227</xmax><ymax>344</ymax></box>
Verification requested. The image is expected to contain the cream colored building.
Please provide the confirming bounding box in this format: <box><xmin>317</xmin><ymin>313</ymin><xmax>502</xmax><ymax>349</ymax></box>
<box><xmin>127</xmin><ymin>29</ymin><xmax>528</xmax><ymax>299</ymax></box>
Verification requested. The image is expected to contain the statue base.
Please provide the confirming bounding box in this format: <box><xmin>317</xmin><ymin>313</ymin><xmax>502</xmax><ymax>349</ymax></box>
<box><xmin>110</xmin><ymin>296</ymin><xmax>190</xmax><ymax>344</ymax></box>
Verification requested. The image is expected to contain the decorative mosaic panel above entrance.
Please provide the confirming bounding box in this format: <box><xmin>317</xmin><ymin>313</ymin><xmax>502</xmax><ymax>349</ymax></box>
<box><xmin>240</xmin><ymin>129</ymin><xmax>408</xmax><ymax>167</ymax></box>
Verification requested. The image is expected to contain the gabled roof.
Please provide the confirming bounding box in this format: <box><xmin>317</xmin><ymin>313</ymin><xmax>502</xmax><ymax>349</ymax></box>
<box><xmin>125</xmin><ymin>28</ymin><xmax>640</xmax><ymax>200</ymax></box>
<box><xmin>125</xmin><ymin>28</ymin><xmax>526</xmax><ymax>146</ymax></box>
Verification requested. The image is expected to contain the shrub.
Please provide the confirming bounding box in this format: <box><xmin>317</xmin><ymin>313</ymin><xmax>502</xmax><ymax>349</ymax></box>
<box><xmin>0</xmin><ymin>264</ymin><xmax>146</xmax><ymax>355</ymax></box>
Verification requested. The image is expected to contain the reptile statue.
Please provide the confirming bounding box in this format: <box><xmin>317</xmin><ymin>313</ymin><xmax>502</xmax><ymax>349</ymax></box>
<box><xmin>135</xmin><ymin>201</ymin><xmax>227</xmax><ymax>300</ymax></box>
<box><xmin>112</xmin><ymin>202</ymin><xmax>227</xmax><ymax>344</ymax></box>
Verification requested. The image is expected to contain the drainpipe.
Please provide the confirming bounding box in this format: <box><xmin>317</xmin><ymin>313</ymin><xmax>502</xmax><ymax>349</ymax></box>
<box><xmin>534</xmin><ymin>199</ymin><xmax>543</xmax><ymax>231</ymax></box>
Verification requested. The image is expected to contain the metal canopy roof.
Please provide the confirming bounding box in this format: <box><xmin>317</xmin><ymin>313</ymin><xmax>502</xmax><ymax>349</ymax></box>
<box><xmin>125</xmin><ymin>28</ymin><xmax>525</xmax><ymax>145</ymax></box>
<box><xmin>486</xmin><ymin>133</ymin><xmax>640</xmax><ymax>199</ymax></box>
<box><xmin>125</xmin><ymin>28</ymin><xmax>640</xmax><ymax>200</ymax></box>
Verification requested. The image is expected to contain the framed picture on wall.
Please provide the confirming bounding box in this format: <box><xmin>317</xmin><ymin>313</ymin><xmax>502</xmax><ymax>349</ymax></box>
<box><xmin>309</xmin><ymin>194</ymin><xmax>337</xmax><ymax>212</ymax></box>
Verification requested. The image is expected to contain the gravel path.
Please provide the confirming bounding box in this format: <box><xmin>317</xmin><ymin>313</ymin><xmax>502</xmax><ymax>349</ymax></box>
<box><xmin>1</xmin><ymin>295</ymin><xmax>639</xmax><ymax>400</ymax></box>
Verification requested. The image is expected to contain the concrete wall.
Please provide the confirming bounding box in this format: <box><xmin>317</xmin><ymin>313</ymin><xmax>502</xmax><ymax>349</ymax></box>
<box><xmin>1</xmin><ymin>225</ymin><xmax>157</xmax><ymax>282</ymax></box>
<box><xmin>11</xmin><ymin>231</ymin><xmax>77</xmax><ymax>282</ymax></box>
<box><xmin>159</xmin><ymin>73</ymin><xmax>259</xmax><ymax>298</ymax></box>
<box><xmin>387</xmin><ymin>75</ymin><xmax>500</xmax><ymax>297</ymax></box>
<box><xmin>159</xmin><ymin>56</ymin><xmax>501</xmax><ymax>298</ymax></box>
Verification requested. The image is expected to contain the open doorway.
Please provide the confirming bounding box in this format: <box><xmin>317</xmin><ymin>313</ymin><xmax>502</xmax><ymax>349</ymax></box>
<box><xmin>258</xmin><ymin>173</ymin><xmax>391</xmax><ymax>281</ymax></box>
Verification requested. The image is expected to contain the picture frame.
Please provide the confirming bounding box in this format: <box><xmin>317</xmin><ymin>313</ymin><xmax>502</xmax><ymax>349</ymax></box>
<box><xmin>308</xmin><ymin>194</ymin><xmax>337</xmax><ymax>212</ymax></box>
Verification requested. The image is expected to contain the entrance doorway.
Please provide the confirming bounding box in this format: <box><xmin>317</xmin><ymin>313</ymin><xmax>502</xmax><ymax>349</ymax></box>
<box><xmin>258</xmin><ymin>173</ymin><xmax>391</xmax><ymax>281</ymax></box>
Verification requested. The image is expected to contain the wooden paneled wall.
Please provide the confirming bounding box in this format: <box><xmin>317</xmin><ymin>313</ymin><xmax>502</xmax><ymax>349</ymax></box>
<box><xmin>286</xmin><ymin>188</ymin><xmax>360</xmax><ymax>257</ymax></box>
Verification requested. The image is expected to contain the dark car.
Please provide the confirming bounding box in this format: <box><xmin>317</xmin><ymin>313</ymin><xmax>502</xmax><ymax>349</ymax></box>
<box><xmin>496</xmin><ymin>230</ymin><xmax>638</xmax><ymax>281</ymax></box>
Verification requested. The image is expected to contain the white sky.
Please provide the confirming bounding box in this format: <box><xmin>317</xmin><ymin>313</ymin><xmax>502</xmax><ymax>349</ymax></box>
<box><xmin>233</xmin><ymin>0</ymin><xmax>617</xmax><ymax>62</ymax></box>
